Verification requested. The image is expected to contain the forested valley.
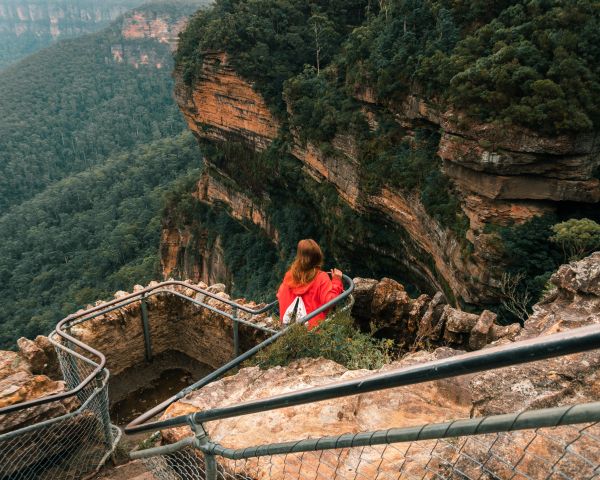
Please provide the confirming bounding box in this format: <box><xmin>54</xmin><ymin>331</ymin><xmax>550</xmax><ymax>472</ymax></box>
<box><xmin>0</xmin><ymin>1</ymin><xmax>205</xmax><ymax>348</ymax></box>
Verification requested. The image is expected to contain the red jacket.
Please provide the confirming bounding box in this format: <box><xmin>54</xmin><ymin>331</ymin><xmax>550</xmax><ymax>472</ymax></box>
<box><xmin>277</xmin><ymin>270</ymin><xmax>344</xmax><ymax>329</ymax></box>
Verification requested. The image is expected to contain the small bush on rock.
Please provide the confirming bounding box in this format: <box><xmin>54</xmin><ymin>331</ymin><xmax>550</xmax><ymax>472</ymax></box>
<box><xmin>246</xmin><ymin>311</ymin><xmax>394</xmax><ymax>371</ymax></box>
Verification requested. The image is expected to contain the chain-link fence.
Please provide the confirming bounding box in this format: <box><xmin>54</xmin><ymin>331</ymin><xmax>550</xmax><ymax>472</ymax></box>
<box><xmin>0</xmin><ymin>335</ymin><xmax>120</xmax><ymax>480</ymax></box>
<box><xmin>142</xmin><ymin>419</ymin><xmax>600</xmax><ymax>480</ymax></box>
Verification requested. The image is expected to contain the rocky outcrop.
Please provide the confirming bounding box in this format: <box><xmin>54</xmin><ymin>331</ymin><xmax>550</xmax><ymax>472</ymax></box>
<box><xmin>194</xmin><ymin>168</ymin><xmax>279</xmax><ymax>243</ymax></box>
<box><xmin>161</xmin><ymin>253</ymin><xmax>600</xmax><ymax>479</ymax></box>
<box><xmin>470</xmin><ymin>252</ymin><xmax>600</xmax><ymax>415</ymax></box>
<box><xmin>290</xmin><ymin>134</ymin><xmax>361</xmax><ymax>208</ymax></box>
<box><xmin>110</xmin><ymin>3</ymin><xmax>203</xmax><ymax>69</ymax></box>
<box><xmin>121</xmin><ymin>10</ymin><xmax>189</xmax><ymax>50</ymax></box>
<box><xmin>174</xmin><ymin>52</ymin><xmax>280</xmax><ymax>151</ymax></box>
<box><xmin>160</xmin><ymin>167</ymin><xmax>280</xmax><ymax>285</ymax></box>
<box><xmin>160</xmin><ymin>218</ymin><xmax>232</xmax><ymax>287</ymax></box>
<box><xmin>352</xmin><ymin>277</ymin><xmax>520</xmax><ymax>351</ymax></box>
<box><xmin>0</xmin><ymin>337</ymin><xmax>72</xmax><ymax>435</ymax></box>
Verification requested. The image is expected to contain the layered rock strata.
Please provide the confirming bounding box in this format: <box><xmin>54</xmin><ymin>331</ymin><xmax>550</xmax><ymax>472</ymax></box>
<box><xmin>172</xmin><ymin>54</ymin><xmax>600</xmax><ymax>307</ymax></box>
<box><xmin>161</xmin><ymin>167</ymin><xmax>279</xmax><ymax>284</ymax></box>
<box><xmin>111</xmin><ymin>4</ymin><xmax>202</xmax><ymax>69</ymax></box>
<box><xmin>160</xmin><ymin>219</ymin><xmax>232</xmax><ymax>287</ymax></box>
<box><xmin>175</xmin><ymin>52</ymin><xmax>279</xmax><ymax>152</ymax></box>
<box><xmin>0</xmin><ymin>336</ymin><xmax>73</xmax><ymax>435</ymax></box>
<box><xmin>162</xmin><ymin>253</ymin><xmax>600</xmax><ymax>479</ymax></box>
<box><xmin>121</xmin><ymin>10</ymin><xmax>189</xmax><ymax>50</ymax></box>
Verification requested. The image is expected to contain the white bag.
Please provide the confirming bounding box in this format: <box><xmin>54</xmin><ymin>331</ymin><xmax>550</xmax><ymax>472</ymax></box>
<box><xmin>282</xmin><ymin>296</ymin><xmax>307</xmax><ymax>325</ymax></box>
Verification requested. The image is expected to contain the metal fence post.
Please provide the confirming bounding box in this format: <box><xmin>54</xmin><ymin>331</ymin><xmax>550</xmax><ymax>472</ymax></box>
<box><xmin>96</xmin><ymin>374</ymin><xmax>116</xmax><ymax>462</ymax></box>
<box><xmin>232</xmin><ymin>306</ymin><xmax>239</xmax><ymax>359</ymax></box>
<box><xmin>140</xmin><ymin>294</ymin><xmax>152</xmax><ymax>362</ymax></box>
<box><xmin>60</xmin><ymin>330</ymin><xmax>84</xmax><ymax>401</ymax></box>
<box><xmin>191</xmin><ymin>418</ymin><xmax>218</xmax><ymax>480</ymax></box>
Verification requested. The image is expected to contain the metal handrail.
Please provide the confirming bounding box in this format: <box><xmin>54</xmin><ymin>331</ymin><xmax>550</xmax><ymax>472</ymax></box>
<box><xmin>124</xmin><ymin>274</ymin><xmax>355</xmax><ymax>434</ymax></box>
<box><xmin>192</xmin><ymin>401</ymin><xmax>600</xmax><ymax>460</ymax></box>
<box><xmin>0</xmin><ymin>280</ymin><xmax>278</xmax><ymax>416</ymax></box>
<box><xmin>134</xmin><ymin>323</ymin><xmax>600</xmax><ymax>432</ymax></box>
<box><xmin>0</xmin><ymin>274</ymin><xmax>354</xmax><ymax>434</ymax></box>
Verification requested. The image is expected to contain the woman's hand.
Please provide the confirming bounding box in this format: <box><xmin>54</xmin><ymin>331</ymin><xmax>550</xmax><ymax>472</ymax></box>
<box><xmin>331</xmin><ymin>268</ymin><xmax>343</xmax><ymax>280</ymax></box>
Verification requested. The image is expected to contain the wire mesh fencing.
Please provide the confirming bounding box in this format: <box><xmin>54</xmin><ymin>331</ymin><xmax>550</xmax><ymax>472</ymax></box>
<box><xmin>143</xmin><ymin>446</ymin><xmax>207</xmax><ymax>480</ymax></box>
<box><xmin>0</xmin><ymin>337</ymin><xmax>120</xmax><ymax>480</ymax></box>
<box><xmin>142</xmin><ymin>419</ymin><xmax>600</xmax><ymax>480</ymax></box>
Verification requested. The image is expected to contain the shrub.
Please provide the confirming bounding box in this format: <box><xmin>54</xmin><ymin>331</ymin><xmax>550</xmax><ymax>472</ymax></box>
<box><xmin>245</xmin><ymin>310</ymin><xmax>394</xmax><ymax>370</ymax></box>
<box><xmin>550</xmin><ymin>218</ymin><xmax>600</xmax><ymax>262</ymax></box>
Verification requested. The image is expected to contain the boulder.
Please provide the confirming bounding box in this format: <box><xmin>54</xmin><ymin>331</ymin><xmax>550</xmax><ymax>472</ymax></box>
<box><xmin>468</xmin><ymin>309</ymin><xmax>497</xmax><ymax>350</ymax></box>
<box><xmin>0</xmin><ymin>350</ymin><xmax>77</xmax><ymax>435</ymax></box>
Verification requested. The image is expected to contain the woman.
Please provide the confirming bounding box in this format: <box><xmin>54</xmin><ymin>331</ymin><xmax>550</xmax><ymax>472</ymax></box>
<box><xmin>277</xmin><ymin>239</ymin><xmax>343</xmax><ymax>329</ymax></box>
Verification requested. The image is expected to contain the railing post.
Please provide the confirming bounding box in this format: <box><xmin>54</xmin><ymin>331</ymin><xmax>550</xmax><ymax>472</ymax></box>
<box><xmin>191</xmin><ymin>418</ymin><xmax>218</xmax><ymax>480</ymax></box>
<box><xmin>140</xmin><ymin>294</ymin><xmax>152</xmax><ymax>362</ymax></box>
<box><xmin>96</xmin><ymin>374</ymin><xmax>116</xmax><ymax>462</ymax></box>
<box><xmin>232</xmin><ymin>306</ymin><xmax>239</xmax><ymax>359</ymax></box>
<box><xmin>60</xmin><ymin>329</ymin><xmax>84</xmax><ymax>401</ymax></box>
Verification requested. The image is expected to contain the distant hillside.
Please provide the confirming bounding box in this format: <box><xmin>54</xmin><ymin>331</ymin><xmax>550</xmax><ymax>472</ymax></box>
<box><xmin>0</xmin><ymin>0</ymin><xmax>205</xmax><ymax>213</ymax></box>
<box><xmin>0</xmin><ymin>1</ymin><xmax>210</xmax><ymax>348</ymax></box>
<box><xmin>0</xmin><ymin>0</ymin><xmax>148</xmax><ymax>69</ymax></box>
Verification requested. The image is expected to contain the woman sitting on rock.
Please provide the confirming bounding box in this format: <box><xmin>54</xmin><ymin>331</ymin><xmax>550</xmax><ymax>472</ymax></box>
<box><xmin>277</xmin><ymin>239</ymin><xmax>343</xmax><ymax>329</ymax></box>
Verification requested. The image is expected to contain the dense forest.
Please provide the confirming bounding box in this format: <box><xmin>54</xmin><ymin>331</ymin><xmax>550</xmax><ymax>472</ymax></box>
<box><xmin>178</xmin><ymin>0</ymin><xmax>600</xmax><ymax>135</ymax></box>
<box><xmin>0</xmin><ymin>15</ymin><xmax>184</xmax><ymax>212</ymax></box>
<box><xmin>0</xmin><ymin>133</ymin><xmax>201</xmax><ymax>349</ymax></box>
<box><xmin>0</xmin><ymin>0</ymin><xmax>147</xmax><ymax>70</ymax></box>
<box><xmin>0</xmin><ymin>1</ymin><xmax>205</xmax><ymax>348</ymax></box>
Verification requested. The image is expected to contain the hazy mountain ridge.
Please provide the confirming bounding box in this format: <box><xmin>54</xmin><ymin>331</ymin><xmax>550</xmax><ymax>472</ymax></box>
<box><xmin>0</xmin><ymin>0</ymin><xmax>149</xmax><ymax>69</ymax></box>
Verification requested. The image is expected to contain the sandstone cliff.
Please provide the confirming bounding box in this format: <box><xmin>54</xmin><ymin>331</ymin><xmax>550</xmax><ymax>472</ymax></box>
<box><xmin>161</xmin><ymin>253</ymin><xmax>600</xmax><ymax>479</ymax></box>
<box><xmin>0</xmin><ymin>0</ymin><xmax>140</xmax><ymax>39</ymax></box>
<box><xmin>168</xmin><ymin>53</ymin><xmax>600</xmax><ymax>308</ymax></box>
<box><xmin>110</xmin><ymin>2</ymin><xmax>205</xmax><ymax>69</ymax></box>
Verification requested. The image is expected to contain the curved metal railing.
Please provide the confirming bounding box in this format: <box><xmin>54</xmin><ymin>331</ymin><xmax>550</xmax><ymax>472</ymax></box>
<box><xmin>0</xmin><ymin>275</ymin><xmax>353</xmax><ymax>479</ymax></box>
<box><xmin>0</xmin><ymin>275</ymin><xmax>354</xmax><ymax>430</ymax></box>
<box><xmin>0</xmin><ymin>280</ymin><xmax>279</xmax><ymax>416</ymax></box>
<box><xmin>124</xmin><ymin>274</ymin><xmax>355</xmax><ymax>434</ymax></box>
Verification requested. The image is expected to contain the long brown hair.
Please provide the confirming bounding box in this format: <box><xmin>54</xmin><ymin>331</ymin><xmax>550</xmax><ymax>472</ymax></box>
<box><xmin>289</xmin><ymin>239</ymin><xmax>324</xmax><ymax>286</ymax></box>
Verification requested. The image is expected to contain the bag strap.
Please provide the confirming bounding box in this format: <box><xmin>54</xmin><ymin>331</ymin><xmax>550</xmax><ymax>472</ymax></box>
<box><xmin>292</xmin><ymin>297</ymin><xmax>300</xmax><ymax>317</ymax></box>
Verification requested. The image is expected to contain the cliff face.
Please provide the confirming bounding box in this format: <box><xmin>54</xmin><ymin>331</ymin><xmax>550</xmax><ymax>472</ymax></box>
<box><xmin>121</xmin><ymin>11</ymin><xmax>188</xmax><ymax>50</ymax></box>
<box><xmin>167</xmin><ymin>53</ymin><xmax>599</xmax><ymax>306</ymax></box>
<box><xmin>110</xmin><ymin>3</ymin><xmax>202</xmax><ymax>69</ymax></box>
<box><xmin>175</xmin><ymin>52</ymin><xmax>280</xmax><ymax>151</ymax></box>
